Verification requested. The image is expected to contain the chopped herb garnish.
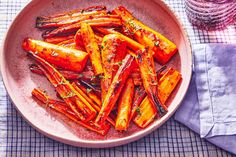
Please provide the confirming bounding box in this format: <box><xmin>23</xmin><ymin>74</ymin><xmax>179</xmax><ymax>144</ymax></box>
<box><xmin>136</xmin><ymin>107</ymin><xmax>141</xmax><ymax>116</ymax></box>
<box><xmin>90</xmin><ymin>75</ymin><xmax>96</xmax><ymax>81</ymax></box>
<box><xmin>86</xmin><ymin>88</ymin><xmax>92</xmax><ymax>93</ymax></box>
<box><xmin>98</xmin><ymin>75</ymin><xmax>104</xmax><ymax>79</ymax></box>
<box><xmin>78</xmin><ymin>73</ymin><xmax>84</xmax><ymax>78</ymax></box>
<box><xmin>51</xmin><ymin>51</ymin><xmax>59</xmax><ymax>57</ymax></box>
<box><xmin>61</xmin><ymin>91</ymin><xmax>75</xmax><ymax>99</ymax></box>
<box><xmin>154</xmin><ymin>41</ymin><xmax>159</xmax><ymax>47</ymax></box>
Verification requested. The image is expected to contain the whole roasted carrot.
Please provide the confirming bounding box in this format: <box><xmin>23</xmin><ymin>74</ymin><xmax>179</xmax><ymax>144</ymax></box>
<box><xmin>29</xmin><ymin>52</ymin><xmax>97</xmax><ymax>122</ymax></box>
<box><xmin>133</xmin><ymin>68</ymin><xmax>182</xmax><ymax>128</ymax></box>
<box><xmin>22</xmin><ymin>38</ymin><xmax>88</xmax><ymax>72</ymax></box>
<box><xmin>113</xmin><ymin>6</ymin><xmax>178</xmax><ymax>64</ymax></box>
<box><xmin>101</xmin><ymin>34</ymin><xmax>127</xmax><ymax>100</ymax></box>
<box><xmin>95</xmin><ymin>54</ymin><xmax>135</xmax><ymax>126</ymax></box>
<box><xmin>80</xmin><ymin>22</ymin><xmax>103</xmax><ymax>75</ymax></box>
<box><xmin>42</xmin><ymin>15</ymin><xmax>122</xmax><ymax>38</ymax></box>
<box><xmin>32</xmin><ymin>88</ymin><xmax>110</xmax><ymax>135</ymax></box>
<box><xmin>135</xmin><ymin>48</ymin><xmax>167</xmax><ymax>117</ymax></box>
<box><xmin>115</xmin><ymin>78</ymin><xmax>134</xmax><ymax>131</ymax></box>
<box><xmin>36</xmin><ymin>6</ymin><xmax>107</xmax><ymax>28</ymax></box>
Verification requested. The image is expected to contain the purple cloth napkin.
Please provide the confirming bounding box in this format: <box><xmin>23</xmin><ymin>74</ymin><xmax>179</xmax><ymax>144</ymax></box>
<box><xmin>175</xmin><ymin>44</ymin><xmax>236</xmax><ymax>155</ymax></box>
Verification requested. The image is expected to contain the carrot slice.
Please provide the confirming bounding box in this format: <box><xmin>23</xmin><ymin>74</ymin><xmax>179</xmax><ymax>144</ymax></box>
<box><xmin>95</xmin><ymin>54</ymin><xmax>135</xmax><ymax>126</ymax></box>
<box><xmin>115</xmin><ymin>78</ymin><xmax>134</xmax><ymax>131</ymax></box>
<box><xmin>135</xmin><ymin>48</ymin><xmax>167</xmax><ymax>117</ymax></box>
<box><xmin>36</xmin><ymin>6</ymin><xmax>107</xmax><ymax>28</ymax></box>
<box><xmin>80</xmin><ymin>22</ymin><xmax>103</xmax><ymax>75</ymax></box>
<box><xmin>42</xmin><ymin>15</ymin><xmax>122</xmax><ymax>38</ymax></box>
<box><xmin>22</xmin><ymin>38</ymin><xmax>88</xmax><ymax>72</ymax></box>
<box><xmin>101</xmin><ymin>34</ymin><xmax>127</xmax><ymax>100</ymax></box>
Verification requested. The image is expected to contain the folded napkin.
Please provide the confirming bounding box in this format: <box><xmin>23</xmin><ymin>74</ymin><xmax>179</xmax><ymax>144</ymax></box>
<box><xmin>175</xmin><ymin>44</ymin><xmax>236</xmax><ymax>155</ymax></box>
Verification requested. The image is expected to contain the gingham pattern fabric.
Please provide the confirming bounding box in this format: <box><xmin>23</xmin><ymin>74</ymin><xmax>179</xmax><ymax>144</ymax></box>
<box><xmin>0</xmin><ymin>0</ymin><xmax>236</xmax><ymax>156</ymax></box>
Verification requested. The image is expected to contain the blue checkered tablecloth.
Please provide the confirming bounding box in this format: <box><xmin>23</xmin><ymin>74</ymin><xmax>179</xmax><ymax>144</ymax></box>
<box><xmin>0</xmin><ymin>0</ymin><xmax>236</xmax><ymax>156</ymax></box>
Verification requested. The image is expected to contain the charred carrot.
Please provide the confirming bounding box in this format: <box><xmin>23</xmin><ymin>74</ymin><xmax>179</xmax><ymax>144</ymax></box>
<box><xmin>133</xmin><ymin>68</ymin><xmax>182</xmax><ymax>128</ymax></box>
<box><xmin>115</xmin><ymin>78</ymin><xmax>134</xmax><ymax>131</ymax></box>
<box><xmin>80</xmin><ymin>23</ymin><xmax>103</xmax><ymax>75</ymax></box>
<box><xmin>101</xmin><ymin>34</ymin><xmax>127</xmax><ymax>100</ymax></box>
<box><xmin>72</xmin><ymin>82</ymin><xmax>115</xmax><ymax>126</ymax></box>
<box><xmin>29</xmin><ymin>52</ymin><xmax>97</xmax><ymax>122</ymax></box>
<box><xmin>75</xmin><ymin>30</ymin><xmax>103</xmax><ymax>50</ymax></box>
<box><xmin>75</xmin><ymin>81</ymin><xmax>101</xmax><ymax>106</ymax></box>
<box><xmin>133</xmin><ymin>96</ymin><xmax>156</xmax><ymax>128</ymax></box>
<box><xmin>32</xmin><ymin>88</ymin><xmax>110</xmax><ymax>135</ymax></box>
<box><xmin>113</xmin><ymin>6</ymin><xmax>178</xmax><ymax>64</ymax></box>
<box><xmin>42</xmin><ymin>15</ymin><xmax>122</xmax><ymax>38</ymax></box>
<box><xmin>157</xmin><ymin>68</ymin><xmax>182</xmax><ymax>105</ymax></box>
<box><xmin>36</xmin><ymin>6</ymin><xmax>107</xmax><ymax>28</ymax></box>
<box><xmin>94</xmin><ymin>29</ymin><xmax>144</xmax><ymax>52</ymax></box>
<box><xmin>22</xmin><ymin>38</ymin><xmax>88</xmax><ymax>72</ymax></box>
<box><xmin>44</xmin><ymin>35</ymin><xmax>75</xmax><ymax>44</ymax></box>
<box><xmin>95</xmin><ymin>54</ymin><xmax>135</xmax><ymax>126</ymax></box>
<box><xmin>129</xmin><ymin>85</ymin><xmax>146</xmax><ymax>122</ymax></box>
<box><xmin>135</xmin><ymin>48</ymin><xmax>167</xmax><ymax>117</ymax></box>
<box><xmin>29</xmin><ymin>64</ymin><xmax>98</xmax><ymax>83</ymax></box>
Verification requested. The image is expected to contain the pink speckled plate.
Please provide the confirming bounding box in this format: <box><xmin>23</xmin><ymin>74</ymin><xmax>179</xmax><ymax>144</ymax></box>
<box><xmin>0</xmin><ymin>0</ymin><xmax>192</xmax><ymax>148</ymax></box>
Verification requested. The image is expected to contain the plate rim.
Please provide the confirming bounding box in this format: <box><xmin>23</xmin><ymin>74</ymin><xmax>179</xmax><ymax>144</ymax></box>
<box><xmin>0</xmin><ymin>0</ymin><xmax>192</xmax><ymax>148</ymax></box>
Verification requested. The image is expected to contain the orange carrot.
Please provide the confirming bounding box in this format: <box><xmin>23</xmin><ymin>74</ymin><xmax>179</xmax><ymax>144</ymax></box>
<box><xmin>133</xmin><ymin>68</ymin><xmax>182</xmax><ymax>128</ymax></box>
<box><xmin>29</xmin><ymin>52</ymin><xmax>96</xmax><ymax>122</ymax></box>
<box><xmin>113</xmin><ymin>6</ymin><xmax>178</xmax><ymax>64</ymax></box>
<box><xmin>42</xmin><ymin>15</ymin><xmax>122</xmax><ymax>38</ymax></box>
<box><xmin>36</xmin><ymin>6</ymin><xmax>107</xmax><ymax>28</ymax></box>
<box><xmin>32</xmin><ymin>88</ymin><xmax>110</xmax><ymax>135</ymax></box>
<box><xmin>80</xmin><ymin>23</ymin><xmax>103</xmax><ymax>75</ymax></box>
<box><xmin>95</xmin><ymin>54</ymin><xmax>135</xmax><ymax>126</ymax></box>
<box><xmin>22</xmin><ymin>38</ymin><xmax>88</xmax><ymax>72</ymax></box>
<box><xmin>101</xmin><ymin>34</ymin><xmax>127</xmax><ymax>100</ymax></box>
<box><xmin>115</xmin><ymin>78</ymin><xmax>134</xmax><ymax>131</ymax></box>
<box><xmin>135</xmin><ymin>48</ymin><xmax>167</xmax><ymax>117</ymax></box>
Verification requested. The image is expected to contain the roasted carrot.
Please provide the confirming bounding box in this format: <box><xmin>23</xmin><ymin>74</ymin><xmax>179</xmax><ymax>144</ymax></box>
<box><xmin>74</xmin><ymin>81</ymin><xmax>101</xmax><ymax>106</ymax></box>
<box><xmin>29</xmin><ymin>52</ymin><xmax>97</xmax><ymax>122</ymax></box>
<box><xmin>36</xmin><ymin>6</ymin><xmax>107</xmax><ymax>28</ymax></box>
<box><xmin>22</xmin><ymin>38</ymin><xmax>88</xmax><ymax>72</ymax></box>
<box><xmin>129</xmin><ymin>85</ymin><xmax>146</xmax><ymax>122</ymax></box>
<box><xmin>75</xmin><ymin>30</ymin><xmax>103</xmax><ymax>50</ymax></box>
<box><xmin>95</xmin><ymin>54</ymin><xmax>135</xmax><ymax>126</ymax></box>
<box><xmin>80</xmin><ymin>23</ymin><xmax>103</xmax><ymax>75</ymax></box>
<box><xmin>29</xmin><ymin>63</ymin><xmax>99</xmax><ymax>84</ymax></box>
<box><xmin>44</xmin><ymin>35</ymin><xmax>75</xmax><ymax>44</ymax></box>
<box><xmin>133</xmin><ymin>68</ymin><xmax>182</xmax><ymax>128</ymax></box>
<box><xmin>135</xmin><ymin>48</ymin><xmax>167</xmax><ymax>117</ymax></box>
<box><xmin>115</xmin><ymin>78</ymin><xmax>134</xmax><ymax>131</ymax></box>
<box><xmin>157</xmin><ymin>68</ymin><xmax>182</xmax><ymax>105</ymax></box>
<box><xmin>133</xmin><ymin>96</ymin><xmax>156</xmax><ymax>128</ymax></box>
<box><xmin>101</xmin><ymin>34</ymin><xmax>127</xmax><ymax>100</ymax></box>
<box><xmin>72</xmin><ymin>82</ymin><xmax>115</xmax><ymax>126</ymax></box>
<box><xmin>32</xmin><ymin>88</ymin><xmax>110</xmax><ymax>135</ymax></box>
<box><xmin>113</xmin><ymin>6</ymin><xmax>178</xmax><ymax>64</ymax></box>
<box><xmin>42</xmin><ymin>15</ymin><xmax>122</xmax><ymax>38</ymax></box>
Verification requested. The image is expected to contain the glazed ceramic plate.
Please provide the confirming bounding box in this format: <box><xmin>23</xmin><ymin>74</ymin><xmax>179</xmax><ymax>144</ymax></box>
<box><xmin>1</xmin><ymin>0</ymin><xmax>192</xmax><ymax>148</ymax></box>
